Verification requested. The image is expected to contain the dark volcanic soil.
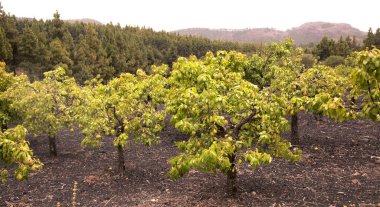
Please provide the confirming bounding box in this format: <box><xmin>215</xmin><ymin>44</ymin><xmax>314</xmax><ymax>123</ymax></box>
<box><xmin>1</xmin><ymin>113</ymin><xmax>379</xmax><ymax>207</ymax></box>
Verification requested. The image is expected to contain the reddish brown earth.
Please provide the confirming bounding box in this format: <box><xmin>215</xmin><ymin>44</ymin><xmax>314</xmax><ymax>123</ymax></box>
<box><xmin>1</xmin><ymin>113</ymin><xmax>379</xmax><ymax>207</ymax></box>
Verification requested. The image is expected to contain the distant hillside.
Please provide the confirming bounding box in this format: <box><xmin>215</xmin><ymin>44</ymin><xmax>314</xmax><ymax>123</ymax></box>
<box><xmin>174</xmin><ymin>22</ymin><xmax>367</xmax><ymax>45</ymax></box>
<box><xmin>65</xmin><ymin>18</ymin><xmax>103</xmax><ymax>25</ymax></box>
<box><xmin>16</xmin><ymin>17</ymin><xmax>103</xmax><ymax>25</ymax></box>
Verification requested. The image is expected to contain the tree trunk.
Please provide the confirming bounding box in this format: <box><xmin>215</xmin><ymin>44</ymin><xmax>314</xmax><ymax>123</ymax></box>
<box><xmin>1</xmin><ymin>123</ymin><xmax>7</xmax><ymax>132</ymax></box>
<box><xmin>350</xmin><ymin>97</ymin><xmax>356</xmax><ymax>107</ymax></box>
<box><xmin>48</xmin><ymin>135</ymin><xmax>57</xmax><ymax>156</ymax></box>
<box><xmin>226</xmin><ymin>153</ymin><xmax>237</xmax><ymax>196</ymax></box>
<box><xmin>291</xmin><ymin>113</ymin><xmax>299</xmax><ymax>145</ymax></box>
<box><xmin>117</xmin><ymin>144</ymin><xmax>125</xmax><ymax>175</ymax></box>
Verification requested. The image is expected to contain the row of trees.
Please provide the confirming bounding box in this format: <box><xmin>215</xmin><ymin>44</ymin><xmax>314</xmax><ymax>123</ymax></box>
<box><xmin>363</xmin><ymin>28</ymin><xmax>380</xmax><ymax>49</ymax></box>
<box><xmin>313</xmin><ymin>36</ymin><xmax>361</xmax><ymax>61</ymax></box>
<box><xmin>307</xmin><ymin>28</ymin><xmax>380</xmax><ymax>68</ymax></box>
<box><xmin>1</xmin><ymin>39</ymin><xmax>379</xmax><ymax>195</ymax></box>
<box><xmin>0</xmin><ymin>62</ymin><xmax>42</xmax><ymax>183</ymax></box>
<box><xmin>0</xmin><ymin>5</ymin><xmax>258</xmax><ymax>83</ymax></box>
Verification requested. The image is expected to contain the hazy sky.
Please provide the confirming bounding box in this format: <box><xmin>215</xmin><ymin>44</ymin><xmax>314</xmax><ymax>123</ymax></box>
<box><xmin>1</xmin><ymin>0</ymin><xmax>379</xmax><ymax>32</ymax></box>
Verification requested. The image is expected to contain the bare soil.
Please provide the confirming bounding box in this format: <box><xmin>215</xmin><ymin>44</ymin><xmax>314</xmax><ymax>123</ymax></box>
<box><xmin>1</xmin><ymin>113</ymin><xmax>379</xmax><ymax>206</ymax></box>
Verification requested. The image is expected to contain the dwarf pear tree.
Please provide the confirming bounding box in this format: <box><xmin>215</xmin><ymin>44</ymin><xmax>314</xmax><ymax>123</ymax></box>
<box><xmin>76</xmin><ymin>66</ymin><xmax>167</xmax><ymax>174</ymax></box>
<box><xmin>4</xmin><ymin>67</ymin><xmax>80</xmax><ymax>156</ymax></box>
<box><xmin>166</xmin><ymin>51</ymin><xmax>301</xmax><ymax>194</ymax></box>
<box><xmin>252</xmin><ymin>39</ymin><xmax>350</xmax><ymax>144</ymax></box>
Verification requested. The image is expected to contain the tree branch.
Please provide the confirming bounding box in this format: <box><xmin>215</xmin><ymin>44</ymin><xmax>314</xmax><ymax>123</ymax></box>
<box><xmin>232</xmin><ymin>108</ymin><xmax>257</xmax><ymax>139</ymax></box>
<box><xmin>261</xmin><ymin>52</ymin><xmax>273</xmax><ymax>72</ymax></box>
<box><xmin>106</xmin><ymin>105</ymin><xmax>124</xmax><ymax>135</ymax></box>
<box><xmin>367</xmin><ymin>80</ymin><xmax>376</xmax><ymax>104</ymax></box>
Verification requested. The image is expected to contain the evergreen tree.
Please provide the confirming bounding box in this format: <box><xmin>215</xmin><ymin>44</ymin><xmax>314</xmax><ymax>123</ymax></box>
<box><xmin>352</xmin><ymin>36</ymin><xmax>360</xmax><ymax>51</ymax></box>
<box><xmin>0</xmin><ymin>7</ymin><xmax>259</xmax><ymax>82</ymax></box>
<box><xmin>73</xmin><ymin>25</ymin><xmax>114</xmax><ymax>82</ymax></box>
<box><xmin>345</xmin><ymin>36</ymin><xmax>352</xmax><ymax>50</ymax></box>
<box><xmin>374</xmin><ymin>28</ymin><xmax>380</xmax><ymax>48</ymax></box>
<box><xmin>48</xmin><ymin>38</ymin><xmax>73</xmax><ymax>69</ymax></box>
<box><xmin>30</xmin><ymin>20</ymin><xmax>50</xmax><ymax>71</ymax></box>
<box><xmin>335</xmin><ymin>36</ymin><xmax>351</xmax><ymax>57</ymax></box>
<box><xmin>0</xmin><ymin>4</ymin><xmax>18</xmax><ymax>67</ymax></box>
<box><xmin>363</xmin><ymin>28</ymin><xmax>376</xmax><ymax>49</ymax></box>
<box><xmin>314</xmin><ymin>36</ymin><xmax>335</xmax><ymax>60</ymax></box>
<box><xmin>17</xmin><ymin>28</ymin><xmax>38</xmax><ymax>63</ymax></box>
<box><xmin>50</xmin><ymin>11</ymin><xmax>65</xmax><ymax>40</ymax></box>
<box><xmin>0</xmin><ymin>28</ymin><xmax>12</xmax><ymax>62</ymax></box>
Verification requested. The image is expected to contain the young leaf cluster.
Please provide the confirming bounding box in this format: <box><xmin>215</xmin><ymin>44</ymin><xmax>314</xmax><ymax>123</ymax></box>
<box><xmin>0</xmin><ymin>125</ymin><xmax>42</xmax><ymax>183</ymax></box>
<box><xmin>0</xmin><ymin>62</ymin><xmax>16</xmax><ymax>130</ymax></box>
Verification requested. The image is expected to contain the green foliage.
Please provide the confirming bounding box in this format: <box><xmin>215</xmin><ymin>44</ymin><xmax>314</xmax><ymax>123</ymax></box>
<box><xmin>322</xmin><ymin>55</ymin><xmax>345</xmax><ymax>67</ymax></box>
<box><xmin>50</xmin><ymin>11</ymin><xmax>65</xmax><ymax>40</ymax></box>
<box><xmin>0</xmin><ymin>125</ymin><xmax>42</xmax><ymax>183</ymax></box>
<box><xmin>0</xmin><ymin>27</ymin><xmax>12</xmax><ymax>62</ymax></box>
<box><xmin>248</xmin><ymin>39</ymin><xmax>351</xmax><ymax>147</ymax></box>
<box><xmin>335</xmin><ymin>36</ymin><xmax>352</xmax><ymax>57</ymax></box>
<box><xmin>0</xmin><ymin>7</ymin><xmax>259</xmax><ymax>83</ymax></box>
<box><xmin>48</xmin><ymin>38</ymin><xmax>73</xmax><ymax>68</ymax></box>
<box><xmin>314</xmin><ymin>36</ymin><xmax>336</xmax><ymax>60</ymax></box>
<box><xmin>375</xmin><ymin>28</ymin><xmax>380</xmax><ymax>48</ymax></box>
<box><xmin>351</xmin><ymin>48</ymin><xmax>380</xmax><ymax>120</ymax></box>
<box><xmin>260</xmin><ymin>40</ymin><xmax>350</xmax><ymax>121</ymax></box>
<box><xmin>297</xmin><ymin>65</ymin><xmax>347</xmax><ymax>97</ymax></box>
<box><xmin>363</xmin><ymin>28</ymin><xmax>376</xmax><ymax>49</ymax></box>
<box><xmin>313</xmin><ymin>36</ymin><xmax>358</xmax><ymax>61</ymax></box>
<box><xmin>296</xmin><ymin>65</ymin><xmax>355</xmax><ymax>121</ymax></box>
<box><xmin>292</xmin><ymin>64</ymin><xmax>350</xmax><ymax>121</ymax></box>
<box><xmin>0</xmin><ymin>62</ymin><xmax>16</xmax><ymax>130</ymax></box>
<box><xmin>244</xmin><ymin>38</ymin><xmax>302</xmax><ymax>89</ymax></box>
<box><xmin>17</xmin><ymin>28</ymin><xmax>39</xmax><ymax>63</ymax></box>
<box><xmin>301</xmin><ymin>54</ymin><xmax>315</xmax><ymax>69</ymax></box>
<box><xmin>166</xmin><ymin>51</ymin><xmax>301</xmax><ymax>180</ymax></box>
<box><xmin>3</xmin><ymin>67</ymin><xmax>80</xmax><ymax>154</ymax></box>
<box><xmin>76</xmin><ymin>68</ymin><xmax>167</xmax><ymax>157</ymax></box>
<box><xmin>73</xmin><ymin>25</ymin><xmax>115</xmax><ymax>82</ymax></box>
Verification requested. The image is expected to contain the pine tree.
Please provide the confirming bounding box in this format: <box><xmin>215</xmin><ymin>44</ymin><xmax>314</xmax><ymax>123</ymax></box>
<box><xmin>314</xmin><ymin>36</ymin><xmax>335</xmax><ymax>60</ymax></box>
<box><xmin>62</xmin><ymin>30</ymin><xmax>74</xmax><ymax>55</ymax></box>
<box><xmin>363</xmin><ymin>28</ymin><xmax>376</xmax><ymax>49</ymax></box>
<box><xmin>50</xmin><ymin>11</ymin><xmax>65</xmax><ymax>40</ymax></box>
<box><xmin>374</xmin><ymin>28</ymin><xmax>380</xmax><ymax>48</ymax></box>
<box><xmin>73</xmin><ymin>25</ymin><xmax>114</xmax><ymax>82</ymax></box>
<box><xmin>17</xmin><ymin>28</ymin><xmax>39</xmax><ymax>63</ymax></box>
<box><xmin>0</xmin><ymin>28</ymin><xmax>12</xmax><ymax>62</ymax></box>
<box><xmin>0</xmin><ymin>4</ymin><xmax>18</xmax><ymax>67</ymax></box>
<box><xmin>48</xmin><ymin>38</ymin><xmax>73</xmax><ymax>68</ymax></box>
<box><xmin>352</xmin><ymin>36</ymin><xmax>360</xmax><ymax>51</ymax></box>
<box><xmin>335</xmin><ymin>36</ymin><xmax>351</xmax><ymax>57</ymax></box>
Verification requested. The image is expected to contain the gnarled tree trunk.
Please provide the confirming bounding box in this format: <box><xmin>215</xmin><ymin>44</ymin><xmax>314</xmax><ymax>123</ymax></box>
<box><xmin>350</xmin><ymin>97</ymin><xmax>356</xmax><ymax>107</ymax></box>
<box><xmin>48</xmin><ymin>135</ymin><xmax>57</xmax><ymax>156</ymax></box>
<box><xmin>291</xmin><ymin>113</ymin><xmax>299</xmax><ymax>145</ymax></box>
<box><xmin>226</xmin><ymin>152</ymin><xmax>237</xmax><ymax>196</ymax></box>
<box><xmin>226</xmin><ymin>109</ymin><xmax>257</xmax><ymax>196</ymax></box>
<box><xmin>117</xmin><ymin>144</ymin><xmax>125</xmax><ymax>175</ymax></box>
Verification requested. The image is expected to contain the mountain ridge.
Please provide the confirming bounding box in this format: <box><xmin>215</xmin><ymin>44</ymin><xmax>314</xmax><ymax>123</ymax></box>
<box><xmin>174</xmin><ymin>22</ymin><xmax>367</xmax><ymax>45</ymax></box>
<box><xmin>16</xmin><ymin>17</ymin><xmax>103</xmax><ymax>25</ymax></box>
<box><xmin>64</xmin><ymin>18</ymin><xmax>103</xmax><ymax>25</ymax></box>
